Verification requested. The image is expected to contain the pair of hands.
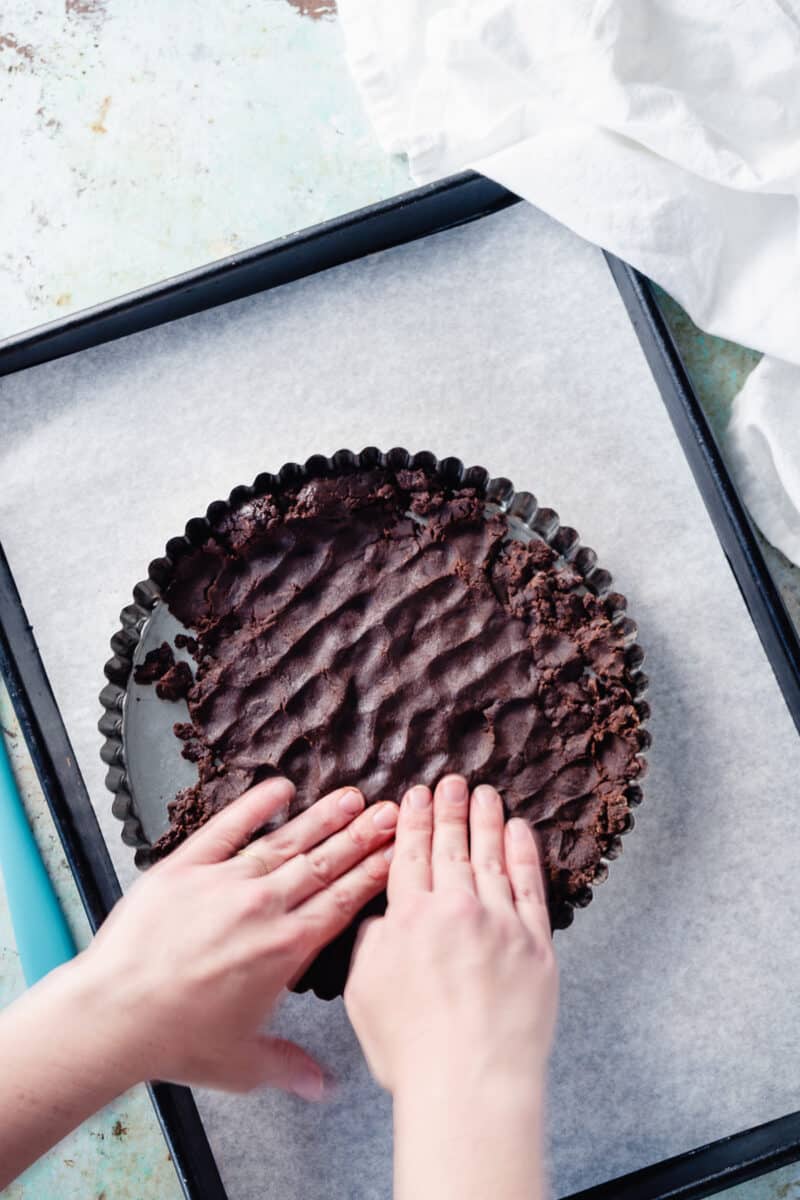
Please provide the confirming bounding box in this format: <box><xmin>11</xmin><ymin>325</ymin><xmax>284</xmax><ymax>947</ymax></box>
<box><xmin>78</xmin><ymin>773</ymin><xmax>558</xmax><ymax>1104</ymax></box>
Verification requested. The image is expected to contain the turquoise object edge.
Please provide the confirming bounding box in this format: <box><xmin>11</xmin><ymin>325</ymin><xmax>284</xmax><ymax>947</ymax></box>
<box><xmin>0</xmin><ymin>731</ymin><xmax>76</xmax><ymax>986</ymax></box>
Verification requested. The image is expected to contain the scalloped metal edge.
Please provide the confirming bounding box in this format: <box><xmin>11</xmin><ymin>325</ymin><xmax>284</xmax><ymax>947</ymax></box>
<box><xmin>100</xmin><ymin>446</ymin><xmax>650</xmax><ymax>918</ymax></box>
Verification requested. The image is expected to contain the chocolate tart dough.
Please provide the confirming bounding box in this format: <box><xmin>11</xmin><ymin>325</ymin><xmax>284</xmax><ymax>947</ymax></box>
<box><xmin>137</xmin><ymin>465</ymin><xmax>644</xmax><ymax>997</ymax></box>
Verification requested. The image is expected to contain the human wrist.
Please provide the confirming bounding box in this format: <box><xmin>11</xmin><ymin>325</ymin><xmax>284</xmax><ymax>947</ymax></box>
<box><xmin>393</xmin><ymin>1052</ymin><xmax>547</xmax><ymax>1157</ymax></box>
<box><xmin>393</xmin><ymin>1049</ymin><xmax>547</xmax><ymax>1113</ymax></box>
<box><xmin>0</xmin><ymin>951</ymin><xmax>145</xmax><ymax>1191</ymax></box>
<box><xmin>54</xmin><ymin>952</ymin><xmax>146</xmax><ymax>1093</ymax></box>
<box><xmin>392</xmin><ymin>1058</ymin><xmax>546</xmax><ymax>1200</ymax></box>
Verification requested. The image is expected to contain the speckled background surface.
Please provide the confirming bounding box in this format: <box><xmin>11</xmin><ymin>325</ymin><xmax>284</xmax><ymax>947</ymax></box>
<box><xmin>0</xmin><ymin>0</ymin><xmax>408</xmax><ymax>333</ymax></box>
<box><xmin>1</xmin><ymin>1</ymin><xmax>799</xmax><ymax>1197</ymax></box>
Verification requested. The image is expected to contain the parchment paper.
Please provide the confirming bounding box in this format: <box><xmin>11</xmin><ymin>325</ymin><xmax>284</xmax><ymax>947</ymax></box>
<box><xmin>2</xmin><ymin>203</ymin><xmax>800</xmax><ymax>1199</ymax></box>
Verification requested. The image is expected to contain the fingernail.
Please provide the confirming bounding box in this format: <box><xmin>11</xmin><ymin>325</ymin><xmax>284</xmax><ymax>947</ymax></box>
<box><xmin>338</xmin><ymin>789</ymin><xmax>363</xmax><ymax>815</ymax></box>
<box><xmin>508</xmin><ymin>818</ymin><xmax>530</xmax><ymax>841</ymax></box>
<box><xmin>292</xmin><ymin>1068</ymin><xmax>325</xmax><ymax>1102</ymax></box>
<box><xmin>407</xmin><ymin>785</ymin><xmax>431</xmax><ymax>810</ymax></box>
<box><xmin>474</xmin><ymin>784</ymin><xmax>499</xmax><ymax>808</ymax></box>
<box><xmin>440</xmin><ymin>774</ymin><xmax>468</xmax><ymax>805</ymax></box>
<box><xmin>384</xmin><ymin>845</ymin><xmax>395</xmax><ymax>862</ymax></box>
<box><xmin>373</xmin><ymin>803</ymin><xmax>398</xmax><ymax>831</ymax></box>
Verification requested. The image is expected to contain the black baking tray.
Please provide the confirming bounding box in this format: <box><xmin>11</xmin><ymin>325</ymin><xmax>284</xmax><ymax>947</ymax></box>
<box><xmin>1</xmin><ymin>169</ymin><xmax>800</xmax><ymax>1200</ymax></box>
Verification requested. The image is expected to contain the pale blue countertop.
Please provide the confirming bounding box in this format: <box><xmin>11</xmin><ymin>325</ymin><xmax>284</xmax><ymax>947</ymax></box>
<box><xmin>1</xmin><ymin>1</ymin><xmax>799</xmax><ymax>1197</ymax></box>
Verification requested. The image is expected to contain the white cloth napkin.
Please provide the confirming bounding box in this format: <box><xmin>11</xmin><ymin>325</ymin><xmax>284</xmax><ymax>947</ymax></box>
<box><xmin>339</xmin><ymin>0</ymin><xmax>800</xmax><ymax>565</ymax></box>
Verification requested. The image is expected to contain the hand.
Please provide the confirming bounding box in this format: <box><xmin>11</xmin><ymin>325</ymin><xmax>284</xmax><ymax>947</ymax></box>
<box><xmin>80</xmin><ymin>776</ymin><xmax>398</xmax><ymax>1097</ymax></box>
<box><xmin>0</xmin><ymin>778</ymin><xmax>399</xmax><ymax>1191</ymax></box>
<box><xmin>345</xmin><ymin>774</ymin><xmax>557</xmax><ymax>1095</ymax></box>
<box><xmin>344</xmin><ymin>775</ymin><xmax>557</xmax><ymax>1200</ymax></box>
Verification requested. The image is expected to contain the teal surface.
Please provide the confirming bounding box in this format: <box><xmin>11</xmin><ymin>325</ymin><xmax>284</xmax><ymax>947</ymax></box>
<box><xmin>0</xmin><ymin>731</ymin><xmax>75</xmax><ymax>985</ymax></box>
<box><xmin>723</xmin><ymin>1166</ymin><xmax>800</xmax><ymax>1200</ymax></box>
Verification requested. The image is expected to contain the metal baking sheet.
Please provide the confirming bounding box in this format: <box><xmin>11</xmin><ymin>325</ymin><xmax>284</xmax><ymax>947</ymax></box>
<box><xmin>2</xmin><ymin>200</ymin><xmax>800</xmax><ymax>1200</ymax></box>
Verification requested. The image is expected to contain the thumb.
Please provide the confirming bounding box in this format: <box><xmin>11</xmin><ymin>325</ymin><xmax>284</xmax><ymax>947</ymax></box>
<box><xmin>253</xmin><ymin>1035</ymin><xmax>327</xmax><ymax>1102</ymax></box>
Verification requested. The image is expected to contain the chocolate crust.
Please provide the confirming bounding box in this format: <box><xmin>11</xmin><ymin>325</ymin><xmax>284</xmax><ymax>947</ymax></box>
<box><xmin>130</xmin><ymin>462</ymin><xmax>645</xmax><ymax>997</ymax></box>
<box><xmin>132</xmin><ymin>643</ymin><xmax>193</xmax><ymax>701</ymax></box>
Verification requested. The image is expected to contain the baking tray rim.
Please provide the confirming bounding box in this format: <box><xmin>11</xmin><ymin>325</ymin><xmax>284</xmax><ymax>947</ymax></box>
<box><xmin>0</xmin><ymin>168</ymin><xmax>798</xmax><ymax>1199</ymax></box>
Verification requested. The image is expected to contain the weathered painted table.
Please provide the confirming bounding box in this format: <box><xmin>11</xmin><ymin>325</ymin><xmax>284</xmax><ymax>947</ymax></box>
<box><xmin>1</xmin><ymin>2</ymin><xmax>798</xmax><ymax>1197</ymax></box>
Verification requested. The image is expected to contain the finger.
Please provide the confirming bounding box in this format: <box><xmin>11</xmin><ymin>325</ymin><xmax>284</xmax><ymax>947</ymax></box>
<box><xmin>175</xmin><ymin>777</ymin><xmax>295</xmax><ymax>865</ymax></box>
<box><xmin>431</xmin><ymin>774</ymin><xmax>475</xmax><ymax>893</ymax></box>
<box><xmin>249</xmin><ymin>1035</ymin><xmax>327</xmax><ymax>1101</ymax></box>
<box><xmin>505</xmin><ymin>818</ymin><xmax>551</xmax><ymax>938</ymax></box>
<box><xmin>469</xmin><ymin>784</ymin><xmax>513</xmax><ymax>911</ymax></box>
<box><xmin>233</xmin><ymin>786</ymin><xmax>365</xmax><ymax>878</ymax></box>
<box><xmin>289</xmin><ymin>843</ymin><xmax>392</xmax><ymax>949</ymax></box>
<box><xmin>268</xmin><ymin>802</ymin><xmax>398</xmax><ymax>909</ymax></box>
<box><xmin>387</xmin><ymin>784</ymin><xmax>433</xmax><ymax>905</ymax></box>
